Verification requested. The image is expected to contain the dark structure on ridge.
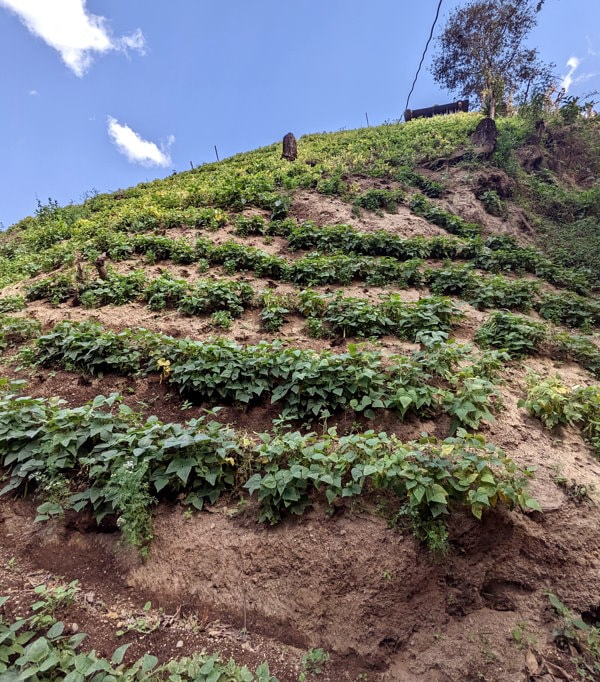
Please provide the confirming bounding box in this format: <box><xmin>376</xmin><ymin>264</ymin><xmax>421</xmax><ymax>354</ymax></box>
<box><xmin>405</xmin><ymin>99</ymin><xmax>469</xmax><ymax>121</ymax></box>
<box><xmin>282</xmin><ymin>132</ymin><xmax>297</xmax><ymax>161</ymax></box>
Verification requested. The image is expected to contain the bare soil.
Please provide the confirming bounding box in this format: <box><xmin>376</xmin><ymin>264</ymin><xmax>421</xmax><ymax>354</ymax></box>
<box><xmin>290</xmin><ymin>190</ymin><xmax>447</xmax><ymax>238</ymax></box>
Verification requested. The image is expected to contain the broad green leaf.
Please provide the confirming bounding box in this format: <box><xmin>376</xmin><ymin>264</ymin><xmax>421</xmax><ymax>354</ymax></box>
<box><xmin>111</xmin><ymin>643</ymin><xmax>131</xmax><ymax>664</ymax></box>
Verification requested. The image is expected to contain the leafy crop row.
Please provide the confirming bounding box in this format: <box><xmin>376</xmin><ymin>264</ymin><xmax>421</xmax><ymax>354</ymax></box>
<box><xmin>31</xmin><ymin>321</ymin><xmax>503</xmax><ymax>426</ymax></box>
<box><xmin>77</xmin><ymin>271</ymin><xmax>146</xmax><ymax>308</ymax></box>
<box><xmin>475</xmin><ymin>312</ymin><xmax>600</xmax><ymax>379</ymax></box>
<box><xmin>66</xmin><ymin>229</ymin><xmax>596</xmax><ymax>326</ymax></box>
<box><xmin>280</xmin><ymin>220</ymin><xmax>592</xmax><ymax>299</ymax></box>
<box><xmin>0</xmin><ymin>589</ymin><xmax>276</xmax><ymax>680</ymax></box>
<box><xmin>0</xmin><ymin>315</ymin><xmax>41</xmax><ymax>351</ymax></box>
<box><xmin>409</xmin><ymin>194</ymin><xmax>481</xmax><ymax>238</ymax></box>
<box><xmin>520</xmin><ymin>374</ymin><xmax>600</xmax><ymax>456</ymax></box>
<box><xmin>396</xmin><ymin>168</ymin><xmax>445</xmax><ymax>197</ymax></box>
<box><xmin>24</xmin><ymin>205</ymin><xmax>590</xmax><ymax>307</ymax></box>
<box><xmin>0</xmin><ymin>295</ymin><xmax>25</xmax><ymax>313</ymax></box>
<box><xmin>26</xmin><ymin>274</ymin><xmax>76</xmax><ymax>306</ymax></box>
<box><xmin>144</xmin><ymin>274</ymin><xmax>253</xmax><ymax>317</ymax></box>
<box><xmin>476</xmin><ymin>312</ymin><xmax>547</xmax><ymax>358</ymax></box>
<box><xmin>535</xmin><ymin>290</ymin><xmax>600</xmax><ymax>329</ymax></box>
<box><xmin>552</xmin><ymin>332</ymin><xmax>600</xmax><ymax>379</ymax></box>
<box><xmin>26</xmin><ymin>214</ymin><xmax>590</xmax><ymax>320</ymax></box>
<box><xmin>90</xmin><ymin>233</ymin><xmax>426</xmax><ymax>289</ymax></box>
<box><xmin>259</xmin><ymin>290</ymin><xmax>293</xmax><ymax>332</ymax></box>
<box><xmin>245</xmin><ymin>428</ymin><xmax>537</xmax><ymax>524</ymax></box>
<box><xmin>0</xmin><ymin>204</ymin><xmax>230</xmax><ymax>290</ymax></box>
<box><xmin>0</xmin><ymin>388</ymin><xmax>537</xmax><ymax>550</ymax></box>
<box><xmin>260</xmin><ymin>289</ymin><xmax>462</xmax><ymax>340</ymax></box>
<box><xmin>282</xmin><ymin>220</ymin><xmax>478</xmax><ymax>259</ymax></box>
<box><xmin>212</xmin><ymin>241</ymin><xmax>425</xmax><ymax>287</ymax></box>
<box><xmin>352</xmin><ymin>187</ymin><xmax>406</xmax><ymax>214</ymax></box>
<box><xmin>480</xmin><ymin>235</ymin><xmax>591</xmax><ymax>294</ymax></box>
<box><xmin>426</xmin><ymin>263</ymin><xmax>540</xmax><ymax>311</ymax></box>
<box><xmin>230</xmin><ymin>217</ymin><xmax>591</xmax><ymax>304</ymax></box>
<box><xmin>26</xmin><ymin>269</ymin><xmax>254</xmax><ymax>319</ymax></box>
<box><xmin>297</xmin><ymin>291</ymin><xmax>462</xmax><ymax>340</ymax></box>
<box><xmin>1</xmin><ymin>113</ymin><xmax>593</xmax><ymax>298</ymax></box>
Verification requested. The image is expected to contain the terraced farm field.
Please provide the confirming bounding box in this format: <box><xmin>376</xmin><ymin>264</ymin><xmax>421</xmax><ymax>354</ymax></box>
<box><xmin>1</xmin><ymin>111</ymin><xmax>600</xmax><ymax>680</ymax></box>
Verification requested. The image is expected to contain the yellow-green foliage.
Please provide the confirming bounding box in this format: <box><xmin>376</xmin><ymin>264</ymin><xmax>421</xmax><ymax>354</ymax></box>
<box><xmin>3</xmin><ymin>111</ymin><xmax>598</xmax><ymax>294</ymax></box>
<box><xmin>520</xmin><ymin>373</ymin><xmax>600</xmax><ymax>455</ymax></box>
<box><xmin>0</xmin><ymin>114</ymin><xmax>483</xmax><ymax>289</ymax></box>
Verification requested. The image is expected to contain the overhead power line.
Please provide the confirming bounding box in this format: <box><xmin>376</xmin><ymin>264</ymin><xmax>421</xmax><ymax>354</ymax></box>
<box><xmin>404</xmin><ymin>0</ymin><xmax>444</xmax><ymax>117</ymax></box>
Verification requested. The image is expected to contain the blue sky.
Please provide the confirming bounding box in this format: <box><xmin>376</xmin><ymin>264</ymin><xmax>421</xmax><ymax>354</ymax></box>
<box><xmin>1</xmin><ymin>0</ymin><xmax>598</xmax><ymax>228</ymax></box>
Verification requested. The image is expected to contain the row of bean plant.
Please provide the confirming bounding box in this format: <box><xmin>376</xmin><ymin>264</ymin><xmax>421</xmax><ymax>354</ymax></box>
<box><xmin>0</xmin><ymin>387</ymin><xmax>538</xmax><ymax>552</ymax></box>
<box><xmin>520</xmin><ymin>374</ymin><xmax>600</xmax><ymax>457</ymax></box>
<box><xmin>27</xmin><ymin>320</ymin><xmax>505</xmax><ymax>427</ymax></box>
<box><xmin>23</xmin><ymin>244</ymin><xmax>598</xmax><ymax>330</ymax></box>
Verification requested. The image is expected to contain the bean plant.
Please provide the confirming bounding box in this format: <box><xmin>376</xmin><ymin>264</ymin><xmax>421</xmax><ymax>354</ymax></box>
<box><xmin>0</xmin><ymin>390</ymin><xmax>537</xmax><ymax>551</ymax></box>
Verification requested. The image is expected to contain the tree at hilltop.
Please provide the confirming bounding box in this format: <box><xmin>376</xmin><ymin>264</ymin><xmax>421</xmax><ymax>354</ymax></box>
<box><xmin>431</xmin><ymin>0</ymin><xmax>553</xmax><ymax>119</ymax></box>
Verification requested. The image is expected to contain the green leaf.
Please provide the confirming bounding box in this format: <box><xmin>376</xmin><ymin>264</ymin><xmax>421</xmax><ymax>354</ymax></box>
<box><xmin>548</xmin><ymin>593</ymin><xmax>564</xmax><ymax>612</ymax></box>
<box><xmin>141</xmin><ymin>653</ymin><xmax>158</xmax><ymax>672</ymax></box>
<box><xmin>325</xmin><ymin>488</ymin><xmax>337</xmax><ymax>504</ymax></box>
<box><xmin>397</xmin><ymin>395</ymin><xmax>413</xmax><ymax>409</ymax></box>
<box><xmin>111</xmin><ymin>643</ymin><xmax>131</xmax><ymax>664</ymax></box>
<box><xmin>428</xmin><ymin>491</ymin><xmax>447</xmax><ymax>505</ymax></box>
<box><xmin>240</xmin><ymin>667</ymin><xmax>254</xmax><ymax>682</ymax></box>
<box><xmin>412</xmin><ymin>485</ymin><xmax>425</xmax><ymax>503</ymax></box>
<box><xmin>39</xmin><ymin>651</ymin><xmax>60</xmax><ymax>671</ymax></box>
<box><xmin>46</xmin><ymin>621</ymin><xmax>64</xmax><ymax>639</ymax></box>
<box><xmin>524</xmin><ymin>497</ymin><xmax>542</xmax><ymax>512</ymax></box>
<box><xmin>67</xmin><ymin>633</ymin><xmax>87</xmax><ymax>649</ymax></box>
<box><xmin>21</xmin><ymin>636</ymin><xmax>50</xmax><ymax>664</ymax></box>
<box><xmin>479</xmin><ymin>471</ymin><xmax>495</xmax><ymax>485</ymax></box>
<box><xmin>165</xmin><ymin>458</ymin><xmax>194</xmax><ymax>485</ymax></box>
<box><xmin>63</xmin><ymin>671</ymin><xmax>85</xmax><ymax>682</ymax></box>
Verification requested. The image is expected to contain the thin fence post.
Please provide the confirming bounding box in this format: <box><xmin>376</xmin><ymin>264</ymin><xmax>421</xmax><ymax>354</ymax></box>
<box><xmin>214</xmin><ymin>145</ymin><xmax>220</xmax><ymax>162</ymax></box>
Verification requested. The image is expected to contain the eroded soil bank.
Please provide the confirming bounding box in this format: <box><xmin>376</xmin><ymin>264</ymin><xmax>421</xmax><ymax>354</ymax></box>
<box><xmin>1</xmin><ymin>483</ymin><xmax>598</xmax><ymax>680</ymax></box>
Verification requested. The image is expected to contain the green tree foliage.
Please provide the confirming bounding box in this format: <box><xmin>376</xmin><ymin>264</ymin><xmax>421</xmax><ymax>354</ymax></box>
<box><xmin>431</xmin><ymin>0</ymin><xmax>552</xmax><ymax>118</ymax></box>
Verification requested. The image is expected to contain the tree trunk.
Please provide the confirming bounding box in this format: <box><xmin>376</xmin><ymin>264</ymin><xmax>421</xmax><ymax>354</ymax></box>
<box><xmin>489</xmin><ymin>93</ymin><xmax>496</xmax><ymax>120</ymax></box>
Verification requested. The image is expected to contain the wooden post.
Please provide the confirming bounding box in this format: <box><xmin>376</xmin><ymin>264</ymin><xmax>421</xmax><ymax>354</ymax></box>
<box><xmin>281</xmin><ymin>133</ymin><xmax>298</xmax><ymax>161</ymax></box>
<box><xmin>94</xmin><ymin>253</ymin><xmax>108</xmax><ymax>280</ymax></box>
<box><xmin>214</xmin><ymin>145</ymin><xmax>220</xmax><ymax>162</ymax></box>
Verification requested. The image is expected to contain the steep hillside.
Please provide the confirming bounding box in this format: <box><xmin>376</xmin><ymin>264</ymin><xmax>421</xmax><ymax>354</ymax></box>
<box><xmin>1</xmin><ymin>111</ymin><xmax>600</xmax><ymax>681</ymax></box>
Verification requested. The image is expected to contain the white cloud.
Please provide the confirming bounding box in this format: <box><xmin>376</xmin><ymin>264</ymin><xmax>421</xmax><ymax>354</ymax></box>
<box><xmin>120</xmin><ymin>28</ymin><xmax>146</xmax><ymax>55</ymax></box>
<box><xmin>0</xmin><ymin>0</ymin><xmax>145</xmax><ymax>76</ymax></box>
<box><xmin>107</xmin><ymin>117</ymin><xmax>173</xmax><ymax>167</ymax></box>
<box><xmin>560</xmin><ymin>55</ymin><xmax>599</xmax><ymax>95</ymax></box>
<box><xmin>560</xmin><ymin>56</ymin><xmax>580</xmax><ymax>93</ymax></box>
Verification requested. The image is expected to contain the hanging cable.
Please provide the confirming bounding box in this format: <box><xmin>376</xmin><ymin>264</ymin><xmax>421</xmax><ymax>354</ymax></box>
<box><xmin>404</xmin><ymin>0</ymin><xmax>444</xmax><ymax>118</ymax></box>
